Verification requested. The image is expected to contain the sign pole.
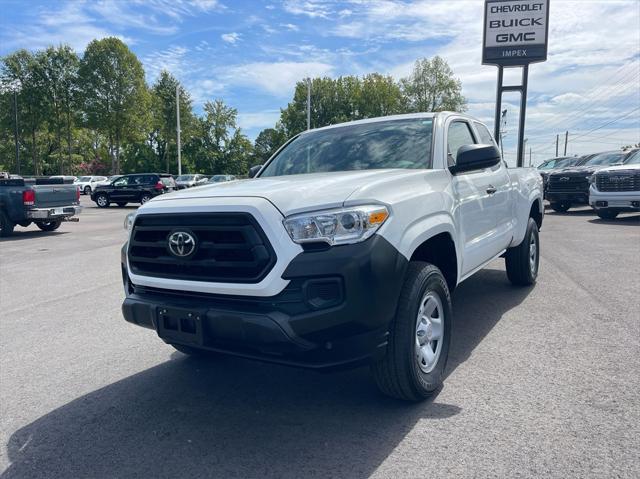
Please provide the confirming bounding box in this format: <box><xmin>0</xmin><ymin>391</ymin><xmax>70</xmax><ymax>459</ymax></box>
<box><xmin>494</xmin><ymin>66</ymin><xmax>504</xmax><ymax>143</ymax></box>
<box><xmin>483</xmin><ymin>0</ymin><xmax>549</xmax><ymax>167</ymax></box>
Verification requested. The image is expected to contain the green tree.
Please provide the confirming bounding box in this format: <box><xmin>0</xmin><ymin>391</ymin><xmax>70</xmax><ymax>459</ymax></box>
<box><xmin>36</xmin><ymin>45</ymin><xmax>80</xmax><ymax>174</ymax></box>
<box><xmin>1</xmin><ymin>50</ymin><xmax>48</xmax><ymax>174</ymax></box>
<box><xmin>400</xmin><ymin>56</ymin><xmax>467</xmax><ymax>113</ymax></box>
<box><xmin>149</xmin><ymin>70</ymin><xmax>194</xmax><ymax>174</ymax></box>
<box><xmin>186</xmin><ymin>99</ymin><xmax>252</xmax><ymax>175</ymax></box>
<box><xmin>254</xmin><ymin>125</ymin><xmax>287</xmax><ymax>163</ymax></box>
<box><xmin>78</xmin><ymin>37</ymin><xmax>149</xmax><ymax>174</ymax></box>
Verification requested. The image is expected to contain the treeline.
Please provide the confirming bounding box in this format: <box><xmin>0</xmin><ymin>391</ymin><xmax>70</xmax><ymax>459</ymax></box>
<box><xmin>0</xmin><ymin>38</ymin><xmax>466</xmax><ymax>176</ymax></box>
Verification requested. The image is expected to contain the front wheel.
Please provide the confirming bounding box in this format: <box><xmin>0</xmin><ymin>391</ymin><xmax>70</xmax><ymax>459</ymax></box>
<box><xmin>550</xmin><ymin>202</ymin><xmax>571</xmax><ymax>213</ymax></box>
<box><xmin>95</xmin><ymin>193</ymin><xmax>110</xmax><ymax>208</ymax></box>
<box><xmin>0</xmin><ymin>210</ymin><xmax>15</xmax><ymax>237</ymax></box>
<box><xmin>505</xmin><ymin>217</ymin><xmax>539</xmax><ymax>286</ymax></box>
<box><xmin>371</xmin><ymin>262</ymin><xmax>452</xmax><ymax>401</ymax></box>
<box><xmin>36</xmin><ymin>220</ymin><xmax>62</xmax><ymax>232</ymax></box>
<box><xmin>596</xmin><ymin>209</ymin><xmax>619</xmax><ymax>220</ymax></box>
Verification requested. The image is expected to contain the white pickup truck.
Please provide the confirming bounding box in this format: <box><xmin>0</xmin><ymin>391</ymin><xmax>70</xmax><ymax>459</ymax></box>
<box><xmin>121</xmin><ymin>112</ymin><xmax>543</xmax><ymax>401</ymax></box>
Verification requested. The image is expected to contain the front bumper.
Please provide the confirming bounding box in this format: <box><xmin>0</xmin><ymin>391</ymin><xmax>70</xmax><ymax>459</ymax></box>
<box><xmin>546</xmin><ymin>190</ymin><xmax>588</xmax><ymax>204</ymax></box>
<box><xmin>589</xmin><ymin>187</ymin><xmax>640</xmax><ymax>210</ymax></box>
<box><xmin>121</xmin><ymin>235</ymin><xmax>408</xmax><ymax>370</ymax></box>
<box><xmin>26</xmin><ymin>205</ymin><xmax>82</xmax><ymax>220</ymax></box>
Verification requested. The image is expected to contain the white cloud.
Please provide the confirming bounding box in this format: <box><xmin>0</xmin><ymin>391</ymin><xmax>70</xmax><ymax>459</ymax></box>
<box><xmin>281</xmin><ymin>23</ymin><xmax>300</xmax><ymax>32</ymax></box>
<box><xmin>237</xmin><ymin>110</ymin><xmax>282</xmax><ymax>130</ymax></box>
<box><xmin>220</xmin><ymin>61</ymin><xmax>334</xmax><ymax>96</ymax></box>
<box><xmin>143</xmin><ymin>46</ymin><xmax>190</xmax><ymax>82</ymax></box>
<box><xmin>283</xmin><ymin>0</ymin><xmax>332</xmax><ymax>18</ymax></box>
<box><xmin>221</xmin><ymin>32</ymin><xmax>241</xmax><ymax>44</ymax></box>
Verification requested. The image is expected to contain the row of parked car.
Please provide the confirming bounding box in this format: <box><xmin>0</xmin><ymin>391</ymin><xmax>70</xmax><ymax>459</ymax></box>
<box><xmin>537</xmin><ymin>149</ymin><xmax>640</xmax><ymax>219</ymax></box>
<box><xmin>71</xmin><ymin>173</ymin><xmax>236</xmax><ymax>208</ymax></box>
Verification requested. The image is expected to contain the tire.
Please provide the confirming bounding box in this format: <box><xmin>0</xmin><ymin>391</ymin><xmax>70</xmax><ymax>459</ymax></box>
<box><xmin>596</xmin><ymin>209</ymin><xmax>619</xmax><ymax>220</ymax></box>
<box><xmin>84</xmin><ymin>186</ymin><xmax>91</xmax><ymax>195</ymax></box>
<box><xmin>95</xmin><ymin>193</ymin><xmax>110</xmax><ymax>208</ymax></box>
<box><xmin>550</xmin><ymin>202</ymin><xmax>571</xmax><ymax>213</ymax></box>
<box><xmin>0</xmin><ymin>210</ymin><xmax>15</xmax><ymax>237</ymax></box>
<box><xmin>171</xmin><ymin>344</ymin><xmax>217</xmax><ymax>358</ymax></box>
<box><xmin>140</xmin><ymin>193</ymin><xmax>152</xmax><ymax>204</ymax></box>
<box><xmin>117</xmin><ymin>202</ymin><xmax>127</xmax><ymax>207</ymax></box>
<box><xmin>505</xmin><ymin>217</ymin><xmax>540</xmax><ymax>286</ymax></box>
<box><xmin>371</xmin><ymin>262</ymin><xmax>452</xmax><ymax>401</ymax></box>
<box><xmin>36</xmin><ymin>220</ymin><xmax>62</xmax><ymax>232</ymax></box>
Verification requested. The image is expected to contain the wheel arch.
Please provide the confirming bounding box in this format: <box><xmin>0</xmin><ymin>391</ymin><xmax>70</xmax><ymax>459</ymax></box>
<box><xmin>408</xmin><ymin>231</ymin><xmax>458</xmax><ymax>292</ymax></box>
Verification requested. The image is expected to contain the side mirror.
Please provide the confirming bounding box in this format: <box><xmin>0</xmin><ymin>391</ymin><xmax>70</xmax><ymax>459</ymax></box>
<box><xmin>450</xmin><ymin>144</ymin><xmax>501</xmax><ymax>175</ymax></box>
<box><xmin>248</xmin><ymin>165</ymin><xmax>263</xmax><ymax>178</ymax></box>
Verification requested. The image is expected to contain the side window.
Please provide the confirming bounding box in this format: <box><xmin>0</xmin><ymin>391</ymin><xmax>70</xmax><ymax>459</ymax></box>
<box><xmin>447</xmin><ymin>121</ymin><xmax>476</xmax><ymax>166</ymax></box>
<box><xmin>473</xmin><ymin>122</ymin><xmax>495</xmax><ymax>145</ymax></box>
<box><xmin>113</xmin><ymin>176</ymin><xmax>129</xmax><ymax>186</ymax></box>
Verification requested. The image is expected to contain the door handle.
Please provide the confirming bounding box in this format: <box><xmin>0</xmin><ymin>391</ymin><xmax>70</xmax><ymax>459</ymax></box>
<box><xmin>486</xmin><ymin>186</ymin><xmax>497</xmax><ymax>195</ymax></box>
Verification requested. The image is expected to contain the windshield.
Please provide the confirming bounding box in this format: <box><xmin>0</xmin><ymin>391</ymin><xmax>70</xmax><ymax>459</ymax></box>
<box><xmin>177</xmin><ymin>175</ymin><xmax>195</xmax><ymax>181</ymax></box>
<box><xmin>624</xmin><ymin>150</ymin><xmax>640</xmax><ymax>164</ymax></box>
<box><xmin>210</xmin><ymin>175</ymin><xmax>227</xmax><ymax>182</ymax></box>
<box><xmin>554</xmin><ymin>158</ymin><xmax>577</xmax><ymax>168</ymax></box>
<box><xmin>260</xmin><ymin>118</ymin><xmax>434</xmax><ymax>177</ymax></box>
<box><xmin>584</xmin><ymin>152</ymin><xmax>625</xmax><ymax>166</ymax></box>
<box><xmin>77</xmin><ymin>176</ymin><xmax>91</xmax><ymax>182</ymax></box>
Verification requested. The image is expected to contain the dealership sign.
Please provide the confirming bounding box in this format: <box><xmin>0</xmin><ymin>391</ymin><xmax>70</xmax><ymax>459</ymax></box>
<box><xmin>483</xmin><ymin>0</ymin><xmax>550</xmax><ymax>66</ymax></box>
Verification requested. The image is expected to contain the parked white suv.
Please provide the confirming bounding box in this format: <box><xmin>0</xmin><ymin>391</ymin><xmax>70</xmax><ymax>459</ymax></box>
<box><xmin>75</xmin><ymin>176</ymin><xmax>108</xmax><ymax>195</ymax></box>
<box><xmin>120</xmin><ymin>113</ymin><xmax>543</xmax><ymax>401</ymax></box>
<box><xmin>589</xmin><ymin>150</ymin><xmax>640</xmax><ymax>219</ymax></box>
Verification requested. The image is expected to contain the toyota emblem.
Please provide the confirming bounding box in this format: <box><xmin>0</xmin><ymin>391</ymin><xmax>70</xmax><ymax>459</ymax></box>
<box><xmin>167</xmin><ymin>231</ymin><xmax>197</xmax><ymax>258</ymax></box>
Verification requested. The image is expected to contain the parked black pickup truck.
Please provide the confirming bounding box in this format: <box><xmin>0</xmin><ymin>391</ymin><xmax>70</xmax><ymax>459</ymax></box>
<box><xmin>0</xmin><ymin>176</ymin><xmax>81</xmax><ymax>237</ymax></box>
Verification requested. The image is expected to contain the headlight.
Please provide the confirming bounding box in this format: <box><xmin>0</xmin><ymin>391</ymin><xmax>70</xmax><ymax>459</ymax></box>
<box><xmin>124</xmin><ymin>212</ymin><xmax>135</xmax><ymax>232</ymax></box>
<box><xmin>283</xmin><ymin>205</ymin><xmax>390</xmax><ymax>245</ymax></box>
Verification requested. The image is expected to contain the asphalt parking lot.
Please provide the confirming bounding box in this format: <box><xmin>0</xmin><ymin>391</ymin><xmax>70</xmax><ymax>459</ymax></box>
<box><xmin>1</xmin><ymin>196</ymin><xmax>639</xmax><ymax>478</ymax></box>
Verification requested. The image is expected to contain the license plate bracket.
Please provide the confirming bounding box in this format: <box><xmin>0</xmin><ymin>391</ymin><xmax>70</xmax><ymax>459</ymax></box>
<box><xmin>157</xmin><ymin>307</ymin><xmax>205</xmax><ymax>346</ymax></box>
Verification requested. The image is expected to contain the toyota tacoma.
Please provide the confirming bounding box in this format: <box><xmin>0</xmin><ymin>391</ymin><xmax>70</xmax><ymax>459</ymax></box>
<box><xmin>120</xmin><ymin>113</ymin><xmax>543</xmax><ymax>401</ymax></box>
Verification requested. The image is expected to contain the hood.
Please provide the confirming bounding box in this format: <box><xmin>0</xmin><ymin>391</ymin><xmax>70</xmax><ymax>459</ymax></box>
<box><xmin>552</xmin><ymin>165</ymin><xmax>611</xmax><ymax>176</ymax></box>
<box><xmin>153</xmin><ymin>169</ymin><xmax>432</xmax><ymax>216</ymax></box>
<box><xmin>593</xmin><ymin>163</ymin><xmax>640</xmax><ymax>175</ymax></box>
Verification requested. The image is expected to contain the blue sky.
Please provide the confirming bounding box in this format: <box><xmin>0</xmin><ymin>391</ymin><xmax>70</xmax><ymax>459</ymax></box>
<box><xmin>1</xmin><ymin>0</ymin><xmax>639</xmax><ymax>164</ymax></box>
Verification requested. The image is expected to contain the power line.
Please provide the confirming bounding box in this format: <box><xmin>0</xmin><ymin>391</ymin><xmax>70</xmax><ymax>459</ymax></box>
<box><xmin>570</xmin><ymin>106</ymin><xmax>640</xmax><ymax>141</ymax></box>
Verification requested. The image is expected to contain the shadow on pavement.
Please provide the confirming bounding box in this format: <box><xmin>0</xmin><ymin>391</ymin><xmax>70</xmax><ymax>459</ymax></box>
<box><xmin>588</xmin><ymin>214</ymin><xmax>640</xmax><ymax>226</ymax></box>
<box><xmin>2</xmin><ymin>266</ymin><xmax>531</xmax><ymax>479</ymax></box>
<box><xmin>0</xmin><ymin>230</ymin><xmax>69</xmax><ymax>242</ymax></box>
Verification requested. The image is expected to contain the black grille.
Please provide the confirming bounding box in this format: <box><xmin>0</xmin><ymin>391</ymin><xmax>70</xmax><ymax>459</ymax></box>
<box><xmin>128</xmin><ymin>213</ymin><xmax>276</xmax><ymax>283</ymax></box>
<box><xmin>548</xmin><ymin>175</ymin><xmax>589</xmax><ymax>192</ymax></box>
<box><xmin>596</xmin><ymin>172</ymin><xmax>640</xmax><ymax>192</ymax></box>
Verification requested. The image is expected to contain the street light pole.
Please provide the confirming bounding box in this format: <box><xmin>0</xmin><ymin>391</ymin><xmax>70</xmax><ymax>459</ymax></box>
<box><xmin>306</xmin><ymin>78</ymin><xmax>311</xmax><ymax>130</ymax></box>
<box><xmin>13</xmin><ymin>90</ymin><xmax>20</xmax><ymax>175</ymax></box>
<box><xmin>176</xmin><ymin>85</ymin><xmax>182</xmax><ymax>176</ymax></box>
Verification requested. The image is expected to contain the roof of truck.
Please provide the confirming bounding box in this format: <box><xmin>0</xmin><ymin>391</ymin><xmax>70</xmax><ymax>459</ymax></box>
<box><xmin>302</xmin><ymin>112</ymin><xmax>477</xmax><ymax>134</ymax></box>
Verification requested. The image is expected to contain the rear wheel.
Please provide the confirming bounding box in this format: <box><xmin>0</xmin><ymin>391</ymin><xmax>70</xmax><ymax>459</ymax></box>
<box><xmin>371</xmin><ymin>262</ymin><xmax>452</xmax><ymax>401</ymax></box>
<box><xmin>550</xmin><ymin>202</ymin><xmax>571</xmax><ymax>213</ymax></box>
<box><xmin>505</xmin><ymin>217</ymin><xmax>539</xmax><ymax>286</ymax></box>
<box><xmin>140</xmin><ymin>193</ymin><xmax>152</xmax><ymax>204</ymax></box>
<box><xmin>95</xmin><ymin>193</ymin><xmax>110</xmax><ymax>208</ymax></box>
<box><xmin>596</xmin><ymin>209</ymin><xmax>619</xmax><ymax>220</ymax></box>
<box><xmin>116</xmin><ymin>202</ymin><xmax>127</xmax><ymax>207</ymax></box>
<box><xmin>83</xmin><ymin>186</ymin><xmax>91</xmax><ymax>195</ymax></box>
<box><xmin>36</xmin><ymin>220</ymin><xmax>62</xmax><ymax>232</ymax></box>
<box><xmin>0</xmin><ymin>210</ymin><xmax>15</xmax><ymax>237</ymax></box>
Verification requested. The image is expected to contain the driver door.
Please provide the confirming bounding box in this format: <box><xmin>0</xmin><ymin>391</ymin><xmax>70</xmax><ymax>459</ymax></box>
<box><xmin>447</xmin><ymin>120</ymin><xmax>500</xmax><ymax>276</ymax></box>
<box><xmin>110</xmin><ymin>176</ymin><xmax>130</xmax><ymax>201</ymax></box>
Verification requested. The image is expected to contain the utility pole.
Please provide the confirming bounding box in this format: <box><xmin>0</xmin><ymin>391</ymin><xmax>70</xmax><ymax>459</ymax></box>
<box><xmin>13</xmin><ymin>90</ymin><xmax>20</xmax><ymax>175</ymax></box>
<box><xmin>555</xmin><ymin>134</ymin><xmax>559</xmax><ymax>157</ymax></box>
<box><xmin>564</xmin><ymin>130</ymin><xmax>568</xmax><ymax>156</ymax></box>
<box><xmin>306</xmin><ymin>78</ymin><xmax>311</xmax><ymax>131</ymax></box>
<box><xmin>529</xmin><ymin>147</ymin><xmax>532</xmax><ymax>166</ymax></box>
<box><xmin>176</xmin><ymin>85</ymin><xmax>182</xmax><ymax>176</ymax></box>
<box><xmin>499</xmin><ymin>109</ymin><xmax>507</xmax><ymax>160</ymax></box>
